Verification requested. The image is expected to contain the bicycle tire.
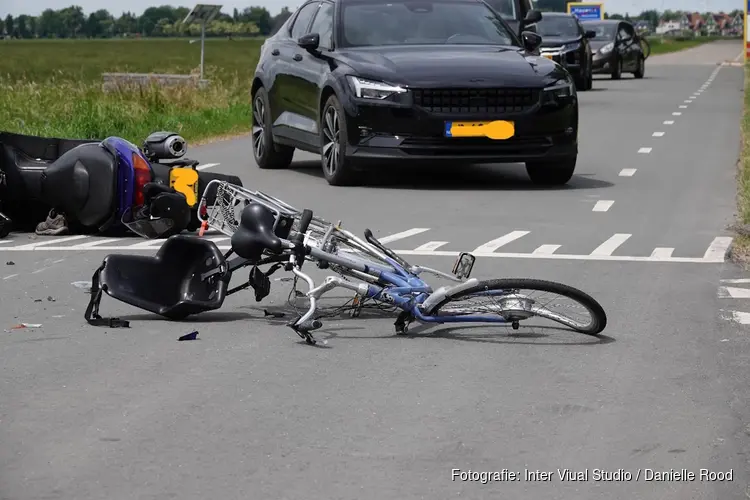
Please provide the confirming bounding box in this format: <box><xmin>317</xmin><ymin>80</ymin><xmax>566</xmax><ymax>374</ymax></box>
<box><xmin>428</xmin><ymin>278</ymin><xmax>607</xmax><ymax>336</ymax></box>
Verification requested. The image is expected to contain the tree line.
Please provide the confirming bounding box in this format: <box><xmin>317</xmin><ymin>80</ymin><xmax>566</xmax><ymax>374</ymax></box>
<box><xmin>535</xmin><ymin>0</ymin><xmax>741</xmax><ymax>24</ymax></box>
<box><xmin>0</xmin><ymin>5</ymin><xmax>294</xmax><ymax>39</ymax></box>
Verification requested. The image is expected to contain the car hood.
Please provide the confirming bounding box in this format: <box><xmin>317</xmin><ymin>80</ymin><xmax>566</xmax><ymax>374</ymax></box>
<box><xmin>589</xmin><ymin>40</ymin><xmax>613</xmax><ymax>51</ymax></box>
<box><xmin>335</xmin><ymin>45</ymin><xmax>563</xmax><ymax>88</ymax></box>
<box><xmin>539</xmin><ymin>35</ymin><xmax>581</xmax><ymax>47</ymax></box>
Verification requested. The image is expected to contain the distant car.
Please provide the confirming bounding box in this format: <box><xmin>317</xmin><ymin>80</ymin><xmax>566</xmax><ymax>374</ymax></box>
<box><xmin>536</xmin><ymin>12</ymin><xmax>595</xmax><ymax>91</ymax></box>
<box><xmin>250</xmin><ymin>0</ymin><xmax>580</xmax><ymax>186</ymax></box>
<box><xmin>582</xmin><ymin>19</ymin><xmax>645</xmax><ymax>79</ymax></box>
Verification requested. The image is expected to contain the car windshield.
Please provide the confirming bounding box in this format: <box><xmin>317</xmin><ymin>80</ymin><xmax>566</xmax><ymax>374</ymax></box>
<box><xmin>483</xmin><ymin>0</ymin><xmax>517</xmax><ymax>20</ymax></box>
<box><xmin>339</xmin><ymin>0</ymin><xmax>519</xmax><ymax>48</ymax></box>
<box><xmin>584</xmin><ymin>22</ymin><xmax>616</xmax><ymax>40</ymax></box>
<box><xmin>536</xmin><ymin>16</ymin><xmax>579</xmax><ymax>37</ymax></box>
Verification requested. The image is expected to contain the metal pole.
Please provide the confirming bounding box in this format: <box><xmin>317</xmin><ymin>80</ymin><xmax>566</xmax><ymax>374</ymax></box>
<box><xmin>200</xmin><ymin>20</ymin><xmax>205</xmax><ymax>80</ymax></box>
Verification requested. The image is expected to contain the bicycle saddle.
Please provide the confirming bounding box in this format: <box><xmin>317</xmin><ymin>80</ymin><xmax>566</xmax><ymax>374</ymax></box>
<box><xmin>231</xmin><ymin>202</ymin><xmax>283</xmax><ymax>262</ymax></box>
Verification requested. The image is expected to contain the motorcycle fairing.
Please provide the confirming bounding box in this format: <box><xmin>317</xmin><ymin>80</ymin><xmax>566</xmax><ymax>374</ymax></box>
<box><xmin>88</xmin><ymin>235</ymin><xmax>228</xmax><ymax>322</ymax></box>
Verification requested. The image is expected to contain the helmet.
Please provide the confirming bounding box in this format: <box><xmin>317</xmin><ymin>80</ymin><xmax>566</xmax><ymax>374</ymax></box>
<box><xmin>121</xmin><ymin>183</ymin><xmax>192</xmax><ymax>239</ymax></box>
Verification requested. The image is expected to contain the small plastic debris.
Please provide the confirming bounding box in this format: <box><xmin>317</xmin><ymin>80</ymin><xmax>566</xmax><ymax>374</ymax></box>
<box><xmin>71</xmin><ymin>281</ymin><xmax>93</xmax><ymax>293</ymax></box>
<box><xmin>6</xmin><ymin>261</ymin><xmax>14</xmax><ymax>266</ymax></box>
<box><xmin>47</xmin><ymin>296</ymin><xmax>55</xmax><ymax>302</ymax></box>
<box><xmin>8</xmin><ymin>323</ymin><xmax>42</xmax><ymax>330</ymax></box>
<box><xmin>178</xmin><ymin>331</ymin><xmax>199</xmax><ymax>341</ymax></box>
<box><xmin>33</xmin><ymin>299</ymin><xmax>42</xmax><ymax>303</ymax></box>
<box><xmin>264</xmin><ymin>309</ymin><xmax>285</xmax><ymax>318</ymax></box>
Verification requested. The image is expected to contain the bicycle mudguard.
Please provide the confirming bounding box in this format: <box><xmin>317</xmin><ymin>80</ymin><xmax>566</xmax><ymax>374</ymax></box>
<box><xmin>84</xmin><ymin>235</ymin><xmax>229</xmax><ymax>325</ymax></box>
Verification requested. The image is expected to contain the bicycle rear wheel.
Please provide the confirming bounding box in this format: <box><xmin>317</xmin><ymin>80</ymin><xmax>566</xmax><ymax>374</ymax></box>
<box><xmin>428</xmin><ymin>278</ymin><xmax>607</xmax><ymax>335</ymax></box>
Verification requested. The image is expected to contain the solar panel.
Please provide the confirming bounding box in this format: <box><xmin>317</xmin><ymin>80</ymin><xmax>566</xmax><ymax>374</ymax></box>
<box><xmin>183</xmin><ymin>4</ymin><xmax>223</xmax><ymax>24</ymax></box>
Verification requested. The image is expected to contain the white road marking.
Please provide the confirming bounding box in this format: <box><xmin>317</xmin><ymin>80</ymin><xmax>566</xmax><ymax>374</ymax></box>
<box><xmin>721</xmin><ymin>279</ymin><xmax>750</xmax><ymax>284</ymax></box>
<box><xmin>734</xmin><ymin>50</ymin><xmax>743</xmax><ymax>61</ymax></box>
<box><xmin>378</xmin><ymin>228</ymin><xmax>430</xmax><ymax>244</ymax></box>
<box><xmin>721</xmin><ymin>309</ymin><xmax>750</xmax><ymax>324</ymax></box>
<box><xmin>704</xmin><ymin>237</ymin><xmax>733</xmax><ymax>261</ymax></box>
<box><xmin>413</xmin><ymin>241</ymin><xmax>448</xmax><ymax>251</ymax></box>
<box><xmin>532</xmin><ymin>244</ymin><xmax>560</xmax><ymax>255</ymax></box>
<box><xmin>663</xmin><ymin>120</ymin><xmax>674</xmax><ymax>125</ymax></box>
<box><xmin>652</xmin><ymin>132</ymin><xmax>665</xmax><ymax>137</ymax></box>
<box><xmin>679</xmin><ymin>105</ymin><xmax>688</xmax><ymax>109</ymax></box>
<box><xmin>684</xmin><ymin>100</ymin><xmax>692</xmax><ymax>103</ymax></box>
<box><xmin>590</xmin><ymin>233</ymin><xmax>631</xmax><ymax>256</ymax></box>
<box><xmin>718</xmin><ymin>286</ymin><xmax>750</xmax><ymax>299</ymax></box>
<box><xmin>32</xmin><ymin>267</ymin><xmax>48</xmax><ymax>274</ymax></box>
<box><xmin>0</xmin><ymin>240</ymin><xmax>12</xmax><ymax>244</ymax></box>
<box><xmin>3</xmin><ymin>274</ymin><xmax>18</xmax><ymax>280</ymax></box>
<box><xmin>125</xmin><ymin>239</ymin><xmax>167</xmax><ymax>249</ymax></box>
<box><xmin>619</xmin><ymin>168</ymin><xmax>637</xmax><ymax>177</ymax></box>
<box><xmin>70</xmin><ymin>238</ymin><xmax>122</xmax><ymax>249</ymax></box>
<box><xmin>638</xmin><ymin>147</ymin><xmax>652</xmax><ymax>154</ymax></box>
<box><xmin>196</xmin><ymin>163</ymin><xmax>221</xmax><ymax>170</ymax></box>
<box><xmin>472</xmin><ymin>231</ymin><xmax>530</xmax><ymax>253</ymax></box>
<box><xmin>592</xmin><ymin>200</ymin><xmax>614</xmax><ymax>212</ymax></box>
<box><xmin>10</xmin><ymin>235</ymin><xmax>89</xmax><ymax>250</ymax></box>
<box><xmin>650</xmin><ymin>247</ymin><xmax>674</xmax><ymax>259</ymax></box>
<box><xmin>673</xmin><ymin>112</ymin><xmax>682</xmax><ymax>116</ymax></box>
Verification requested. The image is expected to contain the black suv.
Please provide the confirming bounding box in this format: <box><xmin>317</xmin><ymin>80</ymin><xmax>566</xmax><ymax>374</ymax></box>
<box><xmin>537</xmin><ymin>12</ymin><xmax>596</xmax><ymax>91</ymax></box>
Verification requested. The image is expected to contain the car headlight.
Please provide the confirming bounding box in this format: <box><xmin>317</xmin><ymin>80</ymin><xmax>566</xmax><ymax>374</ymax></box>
<box><xmin>543</xmin><ymin>79</ymin><xmax>574</xmax><ymax>99</ymax></box>
<box><xmin>599</xmin><ymin>42</ymin><xmax>614</xmax><ymax>54</ymax></box>
<box><xmin>347</xmin><ymin>76</ymin><xmax>407</xmax><ymax>100</ymax></box>
<box><xmin>563</xmin><ymin>42</ymin><xmax>580</xmax><ymax>52</ymax></box>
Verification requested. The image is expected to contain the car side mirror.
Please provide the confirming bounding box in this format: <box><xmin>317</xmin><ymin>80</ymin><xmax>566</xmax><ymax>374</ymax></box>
<box><xmin>523</xmin><ymin>9</ymin><xmax>542</xmax><ymax>25</ymax></box>
<box><xmin>297</xmin><ymin>32</ymin><xmax>320</xmax><ymax>51</ymax></box>
<box><xmin>585</xmin><ymin>30</ymin><xmax>596</xmax><ymax>38</ymax></box>
<box><xmin>521</xmin><ymin>31</ymin><xmax>542</xmax><ymax>52</ymax></box>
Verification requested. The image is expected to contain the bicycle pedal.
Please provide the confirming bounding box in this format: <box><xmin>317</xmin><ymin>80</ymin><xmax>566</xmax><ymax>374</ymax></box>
<box><xmin>350</xmin><ymin>294</ymin><xmax>363</xmax><ymax>318</ymax></box>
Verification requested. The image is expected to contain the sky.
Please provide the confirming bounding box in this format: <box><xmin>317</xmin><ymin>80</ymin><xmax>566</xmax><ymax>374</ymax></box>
<box><xmin>2</xmin><ymin>0</ymin><xmax>744</xmax><ymax>18</ymax></box>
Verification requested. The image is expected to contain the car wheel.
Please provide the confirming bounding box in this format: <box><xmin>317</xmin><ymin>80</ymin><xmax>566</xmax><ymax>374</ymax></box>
<box><xmin>252</xmin><ymin>87</ymin><xmax>295</xmax><ymax>170</ymax></box>
<box><xmin>634</xmin><ymin>56</ymin><xmax>645</xmax><ymax>79</ymax></box>
<box><xmin>320</xmin><ymin>94</ymin><xmax>360</xmax><ymax>186</ymax></box>
<box><xmin>611</xmin><ymin>58</ymin><xmax>622</xmax><ymax>80</ymax></box>
<box><xmin>525</xmin><ymin>155</ymin><xmax>577</xmax><ymax>186</ymax></box>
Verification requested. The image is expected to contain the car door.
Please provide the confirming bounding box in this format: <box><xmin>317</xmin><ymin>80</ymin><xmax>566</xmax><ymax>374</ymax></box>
<box><xmin>293</xmin><ymin>0</ymin><xmax>336</xmax><ymax>145</ymax></box>
<box><xmin>269</xmin><ymin>1</ymin><xmax>320</xmax><ymax>142</ymax></box>
<box><xmin>617</xmin><ymin>22</ymin><xmax>637</xmax><ymax>70</ymax></box>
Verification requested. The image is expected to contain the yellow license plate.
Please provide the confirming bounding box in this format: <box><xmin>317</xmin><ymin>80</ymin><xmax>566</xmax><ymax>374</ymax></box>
<box><xmin>543</xmin><ymin>54</ymin><xmax>554</xmax><ymax>59</ymax></box>
<box><xmin>445</xmin><ymin>120</ymin><xmax>515</xmax><ymax>140</ymax></box>
<box><xmin>169</xmin><ymin>167</ymin><xmax>199</xmax><ymax>207</ymax></box>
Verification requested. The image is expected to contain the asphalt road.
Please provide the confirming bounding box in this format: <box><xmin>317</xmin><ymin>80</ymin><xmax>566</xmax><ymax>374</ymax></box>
<box><xmin>2</xmin><ymin>40</ymin><xmax>749</xmax><ymax>499</ymax></box>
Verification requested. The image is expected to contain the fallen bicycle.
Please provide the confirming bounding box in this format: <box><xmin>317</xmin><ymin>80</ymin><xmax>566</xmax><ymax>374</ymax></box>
<box><xmin>83</xmin><ymin>180</ymin><xmax>608</xmax><ymax>345</ymax></box>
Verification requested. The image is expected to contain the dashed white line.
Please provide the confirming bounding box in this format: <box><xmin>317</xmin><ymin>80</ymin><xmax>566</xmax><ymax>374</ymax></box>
<box><xmin>619</xmin><ymin>168</ymin><xmax>637</xmax><ymax>177</ymax></box>
<box><xmin>718</xmin><ymin>286</ymin><xmax>750</xmax><ymax>299</ymax></box>
<box><xmin>532</xmin><ymin>244</ymin><xmax>561</xmax><ymax>255</ymax></box>
<box><xmin>413</xmin><ymin>241</ymin><xmax>448</xmax><ymax>252</ymax></box>
<box><xmin>3</xmin><ymin>274</ymin><xmax>18</xmax><ymax>280</ymax></box>
<box><xmin>638</xmin><ymin>147</ymin><xmax>652</xmax><ymax>154</ymax></box>
<box><xmin>590</xmin><ymin>233</ymin><xmax>631</xmax><ymax>256</ymax></box>
<box><xmin>592</xmin><ymin>200</ymin><xmax>614</xmax><ymax>212</ymax></box>
<box><xmin>652</xmin><ymin>131</ymin><xmax>665</xmax><ymax>137</ymax></box>
<box><xmin>679</xmin><ymin>105</ymin><xmax>688</xmax><ymax>109</ymax></box>
<box><xmin>11</xmin><ymin>235</ymin><xmax>88</xmax><ymax>250</ymax></box>
<box><xmin>378</xmin><ymin>228</ymin><xmax>431</xmax><ymax>244</ymax></box>
<box><xmin>684</xmin><ymin>100</ymin><xmax>693</xmax><ymax>103</ymax></box>
<box><xmin>70</xmin><ymin>238</ymin><xmax>122</xmax><ymax>249</ymax></box>
<box><xmin>673</xmin><ymin>112</ymin><xmax>682</xmax><ymax>116</ymax></box>
<box><xmin>650</xmin><ymin>247</ymin><xmax>674</xmax><ymax>259</ymax></box>
<box><xmin>663</xmin><ymin>120</ymin><xmax>674</xmax><ymax>125</ymax></box>
<box><xmin>734</xmin><ymin>50</ymin><xmax>743</xmax><ymax>61</ymax></box>
<box><xmin>704</xmin><ymin>237</ymin><xmax>733</xmax><ymax>261</ymax></box>
<box><xmin>721</xmin><ymin>278</ymin><xmax>750</xmax><ymax>284</ymax></box>
<box><xmin>472</xmin><ymin>231</ymin><xmax>530</xmax><ymax>253</ymax></box>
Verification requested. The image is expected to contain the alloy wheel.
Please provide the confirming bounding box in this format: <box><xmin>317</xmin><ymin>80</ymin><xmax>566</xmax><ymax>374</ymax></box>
<box><xmin>252</xmin><ymin>96</ymin><xmax>265</xmax><ymax>159</ymax></box>
<box><xmin>322</xmin><ymin>106</ymin><xmax>340</xmax><ymax>177</ymax></box>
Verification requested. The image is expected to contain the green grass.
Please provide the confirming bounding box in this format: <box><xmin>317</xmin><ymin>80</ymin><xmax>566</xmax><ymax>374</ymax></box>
<box><xmin>731</xmin><ymin>63</ymin><xmax>750</xmax><ymax>264</ymax></box>
<box><xmin>0</xmin><ymin>38</ymin><xmax>264</xmax><ymax>144</ymax></box>
<box><xmin>645</xmin><ymin>35</ymin><xmax>729</xmax><ymax>56</ymax></box>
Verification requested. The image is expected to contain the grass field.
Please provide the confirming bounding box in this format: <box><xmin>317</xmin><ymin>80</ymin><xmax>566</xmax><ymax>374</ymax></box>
<box><xmin>0</xmin><ymin>35</ymin><xmax>729</xmax><ymax>145</ymax></box>
<box><xmin>731</xmin><ymin>63</ymin><xmax>750</xmax><ymax>265</ymax></box>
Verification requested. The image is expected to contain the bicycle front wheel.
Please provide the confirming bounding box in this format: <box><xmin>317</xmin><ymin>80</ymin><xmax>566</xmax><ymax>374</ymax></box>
<box><xmin>429</xmin><ymin>278</ymin><xmax>607</xmax><ymax>335</ymax></box>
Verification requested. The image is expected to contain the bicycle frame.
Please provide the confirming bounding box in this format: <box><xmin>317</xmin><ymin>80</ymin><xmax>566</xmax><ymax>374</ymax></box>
<box><xmin>292</xmin><ymin>234</ymin><xmax>515</xmax><ymax>327</ymax></box>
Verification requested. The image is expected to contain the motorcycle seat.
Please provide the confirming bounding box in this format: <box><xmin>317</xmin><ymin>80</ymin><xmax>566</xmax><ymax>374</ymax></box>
<box><xmin>231</xmin><ymin>202</ymin><xmax>283</xmax><ymax>262</ymax></box>
<box><xmin>40</xmin><ymin>143</ymin><xmax>117</xmax><ymax>229</ymax></box>
<box><xmin>99</xmin><ymin>235</ymin><xmax>228</xmax><ymax>319</ymax></box>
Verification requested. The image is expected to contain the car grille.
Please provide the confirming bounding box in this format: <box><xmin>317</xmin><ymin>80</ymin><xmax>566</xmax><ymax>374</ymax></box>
<box><xmin>412</xmin><ymin>88</ymin><xmax>539</xmax><ymax>114</ymax></box>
